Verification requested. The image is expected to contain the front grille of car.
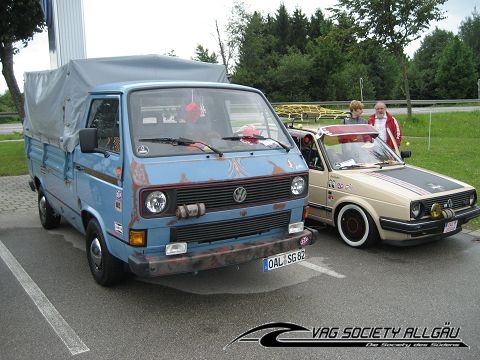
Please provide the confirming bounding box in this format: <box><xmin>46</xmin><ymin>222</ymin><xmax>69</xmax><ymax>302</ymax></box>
<box><xmin>175</xmin><ymin>176</ymin><xmax>294</xmax><ymax>210</ymax></box>
<box><xmin>422</xmin><ymin>191</ymin><xmax>474</xmax><ymax>217</ymax></box>
<box><xmin>171</xmin><ymin>211</ymin><xmax>291</xmax><ymax>243</ymax></box>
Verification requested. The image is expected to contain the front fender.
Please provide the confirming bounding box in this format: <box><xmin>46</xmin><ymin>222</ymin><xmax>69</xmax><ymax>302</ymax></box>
<box><xmin>331</xmin><ymin>194</ymin><xmax>383</xmax><ymax>228</ymax></box>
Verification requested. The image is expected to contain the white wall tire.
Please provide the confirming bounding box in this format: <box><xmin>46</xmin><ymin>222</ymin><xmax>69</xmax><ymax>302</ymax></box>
<box><xmin>336</xmin><ymin>203</ymin><xmax>379</xmax><ymax>248</ymax></box>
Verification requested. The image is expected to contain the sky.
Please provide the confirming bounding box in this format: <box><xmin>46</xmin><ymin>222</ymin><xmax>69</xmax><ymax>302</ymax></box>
<box><xmin>1</xmin><ymin>0</ymin><xmax>478</xmax><ymax>94</ymax></box>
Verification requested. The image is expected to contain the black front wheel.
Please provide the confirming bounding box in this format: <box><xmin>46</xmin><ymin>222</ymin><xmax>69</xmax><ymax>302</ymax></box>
<box><xmin>86</xmin><ymin>219</ymin><xmax>125</xmax><ymax>286</ymax></box>
<box><xmin>336</xmin><ymin>204</ymin><xmax>379</xmax><ymax>248</ymax></box>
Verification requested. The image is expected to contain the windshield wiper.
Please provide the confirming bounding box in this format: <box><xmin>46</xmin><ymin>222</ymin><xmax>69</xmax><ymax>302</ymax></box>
<box><xmin>139</xmin><ymin>137</ymin><xmax>223</xmax><ymax>157</ymax></box>
<box><xmin>374</xmin><ymin>160</ymin><xmax>400</xmax><ymax>168</ymax></box>
<box><xmin>222</xmin><ymin>135</ymin><xmax>291</xmax><ymax>152</ymax></box>
<box><xmin>337</xmin><ymin>163</ymin><xmax>367</xmax><ymax>169</ymax></box>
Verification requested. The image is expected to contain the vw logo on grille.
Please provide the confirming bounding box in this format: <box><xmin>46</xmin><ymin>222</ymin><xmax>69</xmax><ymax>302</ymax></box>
<box><xmin>233</xmin><ymin>187</ymin><xmax>247</xmax><ymax>203</ymax></box>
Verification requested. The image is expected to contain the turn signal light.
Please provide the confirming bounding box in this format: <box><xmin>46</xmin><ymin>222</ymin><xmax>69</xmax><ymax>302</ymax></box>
<box><xmin>129</xmin><ymin>230</ymin><xmax>146</xmax><ymax>247</ymax></box>
<box><xmin>303</xmin><ymin>205</ymin><xmax>310</xmax><ymax>220</ymax></box>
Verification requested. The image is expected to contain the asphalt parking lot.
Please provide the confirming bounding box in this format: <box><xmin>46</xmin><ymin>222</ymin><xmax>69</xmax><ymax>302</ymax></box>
<box><xmin>1</xmin><ymin>174</ymin><xmax>480</xmax><ymax>360</ymax></box>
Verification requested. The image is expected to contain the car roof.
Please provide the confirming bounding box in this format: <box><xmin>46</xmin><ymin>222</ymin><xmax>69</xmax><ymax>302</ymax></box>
<box><xmin>319</xmin><ymin>124</ymin><xmax>379</xmax><ymax>137</ymax></box>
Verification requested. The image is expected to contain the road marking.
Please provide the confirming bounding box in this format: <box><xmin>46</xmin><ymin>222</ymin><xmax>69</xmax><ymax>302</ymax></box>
<box><xmin>0</xmin><ymin>240</ymin><xmax>89</xmax><ymax>355</ymax></box>
<box><xmin>298</xmin><ymin>260</ymin><xmax>346</xmax><ymax>278</ymax></box>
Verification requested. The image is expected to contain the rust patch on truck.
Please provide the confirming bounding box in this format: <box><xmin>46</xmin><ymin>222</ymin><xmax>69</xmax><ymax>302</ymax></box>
<box><xmin>129</xmin><ymin>160</ymin><xmax>150</xmax><ymax>227</ymax></box>
<box><xmin>268</xmin><ymin>160</ymin><xmax>286</xmax><ymax>175</ymax></box>
<box><xmin>179</xmin><ymin>173</ymin><xmax>190</xmax><ymax>183</ymax></box>
<box><xmin>273</xmin><ymin>203</ymin><xmax>286</xmax><ymax>210</ymax></box>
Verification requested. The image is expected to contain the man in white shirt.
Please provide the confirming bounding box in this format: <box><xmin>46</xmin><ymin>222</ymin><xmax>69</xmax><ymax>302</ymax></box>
<box><xmin>368</xmin><ymin>102</ymin><xmax>402</xmax><ymax>151</ymax></box>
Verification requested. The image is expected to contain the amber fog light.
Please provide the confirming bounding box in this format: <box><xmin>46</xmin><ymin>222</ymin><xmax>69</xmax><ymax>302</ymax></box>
<box><xmin>430</xmin><ymin>203</ymin><xmax>443</xmax><ymax>219</ymax></box>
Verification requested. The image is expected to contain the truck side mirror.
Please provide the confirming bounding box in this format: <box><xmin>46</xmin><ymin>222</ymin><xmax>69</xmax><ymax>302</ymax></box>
<box><xmin>79</xmin><ymin>128</ymin><xmax>109</xmax><ymax>157</ymax></box>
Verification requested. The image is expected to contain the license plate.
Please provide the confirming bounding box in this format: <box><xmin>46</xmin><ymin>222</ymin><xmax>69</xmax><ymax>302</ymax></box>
<box><xmin>443</xmin><ymin>220</ymin><xmax>458</xmax><ymax>233</ymax></box>
<box><xmin>263</xmin><ymin>249</ymin><xmax>306</xmax><ymax>272</ymax></box>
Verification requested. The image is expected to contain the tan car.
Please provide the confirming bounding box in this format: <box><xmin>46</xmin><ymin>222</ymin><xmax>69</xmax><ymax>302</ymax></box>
<box><xmin>287</xmin><ymin>124</ymin><xmax>480</xmax><ymax>248</ymax></box>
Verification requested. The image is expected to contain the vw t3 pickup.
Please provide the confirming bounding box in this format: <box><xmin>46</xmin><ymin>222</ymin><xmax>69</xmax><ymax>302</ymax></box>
<box><xmin>23</xmin><ymin>55</ymin><xmax>317</xmax><ymax>286</ymax></box>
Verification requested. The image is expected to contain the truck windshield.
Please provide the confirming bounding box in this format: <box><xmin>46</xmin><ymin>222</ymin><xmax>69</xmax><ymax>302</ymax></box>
<box><xmin>128</xmin><ymin>87</ymin><xmax>292</xmax><ymax>157</ymax></box>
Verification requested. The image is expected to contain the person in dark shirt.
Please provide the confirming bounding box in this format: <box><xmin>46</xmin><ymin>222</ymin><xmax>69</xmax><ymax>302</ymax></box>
<box><xmin>343</xmin><ymin>100</ymin><xmax>366</xmax><ymax>124</ymax></box>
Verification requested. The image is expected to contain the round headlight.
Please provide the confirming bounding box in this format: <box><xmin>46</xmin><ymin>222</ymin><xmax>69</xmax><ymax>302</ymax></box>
<box><xmin>291</xmin><ymin>176</ymin><xmax>307</xmax><ymax>196</ymax></box>
<box><xmin>145</xmin><ymin>191</ymin><xmax>167</xmax><ymax>214</ymax></box>
<box><xmin>410</xmin><ymin>201</ymin><xmax>424</xmax><ymax>219</ymax></box>
<box><xmin>469</xmin><ymin>192</ymin><xmax>477</xmax><ymax>206</ymax></box>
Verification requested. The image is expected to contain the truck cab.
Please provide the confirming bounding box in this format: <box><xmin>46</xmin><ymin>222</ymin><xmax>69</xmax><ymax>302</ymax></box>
<box><xmin>23</xmin><ymin>56</ymin><xmax>317</xmax><ymax>285</ymax></box>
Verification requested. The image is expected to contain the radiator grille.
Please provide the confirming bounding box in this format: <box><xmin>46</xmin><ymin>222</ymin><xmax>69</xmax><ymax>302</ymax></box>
<box><xmin>171</xmin><ymin>211</ymin><xmax>291</xmax><ymax>243</ymax></box>
<box><xmin>422</xmin><ymin>191</ymin><xmax>474</xmax><ymax>217</ymax></box>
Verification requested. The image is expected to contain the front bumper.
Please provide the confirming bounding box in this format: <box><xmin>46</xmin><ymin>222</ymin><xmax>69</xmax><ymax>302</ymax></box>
<box><xmin>128</xmin><ymin>227</ymin><xmax>319</xmax><ymax>277</ymax></box>
<box><xmin>379</xmin><ymin>205</ymin><xmax>480</xmax><ymax>237</ymax></box>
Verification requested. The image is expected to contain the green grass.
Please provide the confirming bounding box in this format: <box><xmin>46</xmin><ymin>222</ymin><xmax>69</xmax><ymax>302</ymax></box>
<box><xmin>2</xmin><ymin>112</ymin><xmax>480</xmax><ymax>230</ymax></box>
<box><xmin>0</xmin><ymin>134</ymin><xmax>27</xmax><ymax>176</ymax></box>
<box><xmin>396</xmin><ymin>112</ymin><xmax>480</xmax><ymax>230</ymax></box>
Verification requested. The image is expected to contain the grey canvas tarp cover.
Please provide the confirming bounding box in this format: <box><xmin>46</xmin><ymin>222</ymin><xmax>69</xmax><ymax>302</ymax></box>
<box><xmin>23</xmin><ymin>54</ymin><xmax>229</xmax><ymax>152</ymax></box>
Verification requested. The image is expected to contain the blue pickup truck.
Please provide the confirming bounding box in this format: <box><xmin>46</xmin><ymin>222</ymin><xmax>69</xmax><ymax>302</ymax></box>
<box><xmin>23</xmin><ymin>55</ymin><xmax>318</xmax><ymax>286</ymax></box>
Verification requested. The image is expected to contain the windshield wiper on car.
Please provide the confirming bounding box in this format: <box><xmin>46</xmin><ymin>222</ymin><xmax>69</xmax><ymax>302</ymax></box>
<box><xmin>336</xmin><ymin>163</ymin><xmax>368</xmax><ymax>169</ymax></box>
<box><xmin>374</xmin><ymin>159</ymin><xmax>401</xmax><ymax>168</ymax></box>
<box><xmin>139</xmin><ymin>137</ymin><xmax>223</xmax><ymax>157</ymax></box>
<box><xmin>222</xmin><ymin>135</ymin><xmax>291</xmax><ymax>152</ymax></box>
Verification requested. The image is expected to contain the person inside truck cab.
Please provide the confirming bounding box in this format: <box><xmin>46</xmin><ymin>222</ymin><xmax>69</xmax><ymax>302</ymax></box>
<box><xmin>181</xmin><ymin>101</ymin><xmax>223</xmax><ymax>149</ymax></box>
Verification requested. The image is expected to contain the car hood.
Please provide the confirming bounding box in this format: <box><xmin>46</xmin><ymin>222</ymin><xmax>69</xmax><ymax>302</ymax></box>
<box><xmin>337</xmin><ymin>165</ymin><xmax>471</xmax><ymax>199</ymax></box>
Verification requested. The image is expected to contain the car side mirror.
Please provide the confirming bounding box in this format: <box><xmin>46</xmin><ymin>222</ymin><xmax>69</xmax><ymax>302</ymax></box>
<box><xmin>401</xmin><ymin>150</ymin><xmax>411</xmax><ymax>159</ymax></box>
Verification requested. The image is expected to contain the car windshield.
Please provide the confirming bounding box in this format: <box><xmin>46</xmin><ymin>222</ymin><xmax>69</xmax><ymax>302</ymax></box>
<box><xmin>128</xmin><ymin>87</ymin><xmax>292</xmax><ymax>157</ymax></box>
<box><xmin>322</xmin><ymin>132</ymin><xmax>402</xmax><ymax>169</ymax></box>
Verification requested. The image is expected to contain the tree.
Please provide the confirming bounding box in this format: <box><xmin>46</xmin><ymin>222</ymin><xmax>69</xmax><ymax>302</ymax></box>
<box><xmin>458</xmin><ymin>7</ymin><xmax>480</xmax><ymax>77</ymax></box>
<box><xmin>216</xmin><ymin>1</ymin><xmax>250</xmax><ymax>75</ymax></box>
<box><xmin>231</xmin><ymin>11</ymin><xmax>278</xmax><ymax>93</ymax></box>
<box><xmin>330</xmin><ymin>0</ymin><xmax>446</xmax><ymax>119</ymax></box>
<box><xmin>272</xmin><ymin>4</ymin><xmax>290</xmax><ymax>54</ymax></box>
<box><xmin>409</xmin><ymin>29</ymin><xmax>455</xmax><ymax>99</ymax></box>
<box><xmin>0</xmin><ymin>0</ymin><xmax>45</xmax><ymax>121</ymax></box>
<box><xmin>289</xmin><ymin>8</ymin><xmax>309</xmax><ymax>52</ymax></box>
<box><xmin>266</xmin><ymin>49</ymin><xmax>313</xmax><ymax>101</ymax></box>
<box><xmin>191</xmin><ymin>45</ymin><xmax>218</xmax><ymax>63</ymax></box>
<box><xmin>307</xmin><ymin>9</ymin><xmax>333</xmax><ymax>40</ymax></box>
<box><xmin>435</xmin><ymin>37</ymin><xmax>477</xmax><ymax>99</ymax></box>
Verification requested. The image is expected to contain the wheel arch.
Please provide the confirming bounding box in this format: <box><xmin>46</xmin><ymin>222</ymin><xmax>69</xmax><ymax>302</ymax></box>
<box><xmin>80</xmin><ymin>207</ymin><xmax>111</xmax><ymax>249</ymax></box>
<box><xmin>333</xmin><ymin>197</ymin><xmax>380</xmax><ymax>230</ymax></box>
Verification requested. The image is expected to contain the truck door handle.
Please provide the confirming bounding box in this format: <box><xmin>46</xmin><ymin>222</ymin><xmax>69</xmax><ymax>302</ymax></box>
<box><xmin>75</xmin><ymin>165</ymin><xmax>85</xmax><ymax>171</ymax></box>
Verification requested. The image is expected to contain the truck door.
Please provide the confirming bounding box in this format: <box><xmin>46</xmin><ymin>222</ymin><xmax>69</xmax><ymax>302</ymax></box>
<box><xmin>74</xmin><ymin>96</ymin><xmax>124</xmax><ymax>238</ymax></box>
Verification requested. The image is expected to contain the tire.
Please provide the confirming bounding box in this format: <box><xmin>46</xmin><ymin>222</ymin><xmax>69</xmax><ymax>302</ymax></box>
<box><xmin>38</xmin><ymin>187</ymin><xmax>61</xmax><ymax>229</ymax></box>
<box><xmin>336</xmin><ymin>203</ymin><xmax>379</xmax><ymax>248</ymax></box>
<box><xmin>86</xmin><ymin>219</ymin><xmax>125</xmax><ymax>286</ymax></box>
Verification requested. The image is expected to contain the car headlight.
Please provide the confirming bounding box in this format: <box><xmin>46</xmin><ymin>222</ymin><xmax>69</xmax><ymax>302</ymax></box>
<box><xmin>410</xmin><ymin>201</ymin><xmax>424</xmax><ymax>219</ymax></box>
<box><xmin>469</xmin><ymin>191</ymin><xmax>477</xmax><ymax>206</ymax></box>
<box><xmin>291</xmin><ymin>176</ymin><xmax>307</xmax><ymax>196</ymax></box>
<box><xmin>145</xmin><ymin>191</ymin><xmax>167</xmax><ymax>214</ymax></box>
